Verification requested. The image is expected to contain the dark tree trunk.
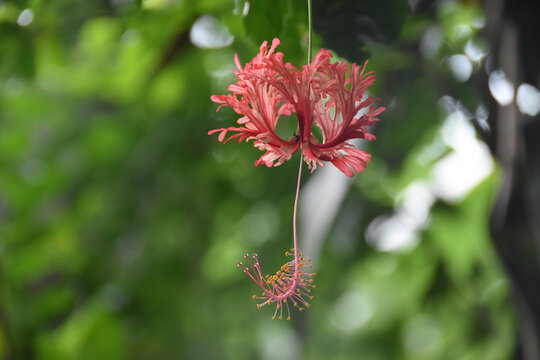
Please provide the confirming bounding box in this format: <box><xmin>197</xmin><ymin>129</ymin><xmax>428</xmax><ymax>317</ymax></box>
<box><xmin>482</xmin><ymin>0</ymin><xmax>540</xmax><ymax>358</ymax></box>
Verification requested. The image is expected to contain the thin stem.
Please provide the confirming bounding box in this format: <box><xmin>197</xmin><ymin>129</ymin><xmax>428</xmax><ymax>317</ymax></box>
<box><xmin>292</xmin><ymin>154</ymin><xmax>303</xmax><ymax>261</ymax></box>
<box><xmin>307</xmin><ymin>0</ymin><xmax>313</xmax><ymax>64</ymax></box>
<box><xmin>293</xmin><ymin>0</ymin><xmax>310</xmax><ymax>257</ymax></box>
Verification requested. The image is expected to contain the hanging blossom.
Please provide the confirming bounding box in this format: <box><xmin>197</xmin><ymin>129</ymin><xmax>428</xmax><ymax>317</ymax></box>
<box><xmin>209</xmin><ymin>38</ymin><xmax>385</xmax><ymax>177</ymax></box>
<box><xmin>209</xmin><ymin>38</ymin><xmax>384</xmax><ymax>319</ymax></box>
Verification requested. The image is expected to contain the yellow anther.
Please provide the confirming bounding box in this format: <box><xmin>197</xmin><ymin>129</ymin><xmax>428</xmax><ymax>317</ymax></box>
<box><xmin>272</xmin><ymin>316</ymin><xmax>275</xmax><ymax>320</ymax></box>
<box><xmin>252</xmin><ymin>294</ymin><xmax>256</xmax><ymax>299</ymax></box>
<box><xmin>287</xmin><ymin>317</ymin><xmax>291</xmax><ymax>321</ymax></box>
<box><xmin>279</xmin><ymin>316</ymin><xmax>283</xmax><ymax>320</ymax></box>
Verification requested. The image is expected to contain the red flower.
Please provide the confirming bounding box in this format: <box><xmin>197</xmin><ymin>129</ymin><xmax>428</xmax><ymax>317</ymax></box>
<box><xmin>209</xmin><ymin>38</ymin><xmax>384</xmax><ymax>177</ymax></box>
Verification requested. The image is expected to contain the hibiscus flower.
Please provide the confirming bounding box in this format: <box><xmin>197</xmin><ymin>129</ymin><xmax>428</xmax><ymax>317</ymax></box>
<box><xmin>209</xmin><ymin>38</ymin><xmax>384</xmax><ymax>177</ymax></box>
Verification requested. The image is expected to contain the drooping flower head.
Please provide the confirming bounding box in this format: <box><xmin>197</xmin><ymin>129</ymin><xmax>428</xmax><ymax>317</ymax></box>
<box><xmin>209</xmin><ymin>38</ymin><xmax>385</xmax><ymax>177</ymax></box>
<box><xmin>210</xmin><ymin>39</ymin><xmax>384</xmax><ymax>319</ymax></box>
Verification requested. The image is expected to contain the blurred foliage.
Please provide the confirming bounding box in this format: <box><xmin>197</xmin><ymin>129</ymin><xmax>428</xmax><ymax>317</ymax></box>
<box><xmin>0</xmin><ymin>0</ymin><xmax>514</xmax><ymax>359</ymax></box>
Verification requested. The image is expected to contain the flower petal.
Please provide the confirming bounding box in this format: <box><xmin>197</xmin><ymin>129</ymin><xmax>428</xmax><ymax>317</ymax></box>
<box><xmin>209</xmin><ymin>39</ymin><xmax>383</xmax><ymax>176</ymax></box>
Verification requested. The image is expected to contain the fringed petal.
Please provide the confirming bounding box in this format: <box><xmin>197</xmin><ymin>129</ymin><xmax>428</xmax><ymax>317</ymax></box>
<box><xmin>208</xmin><ymin>38</ymin><xmax>384</xmax><ymax>177</ymax></box>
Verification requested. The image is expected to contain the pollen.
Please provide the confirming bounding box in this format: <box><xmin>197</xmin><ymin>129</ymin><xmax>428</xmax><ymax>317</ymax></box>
<box><xmin>238</xmin><ymin>249</ymin><xmax>316</xmax><ymax>320</ymax></box>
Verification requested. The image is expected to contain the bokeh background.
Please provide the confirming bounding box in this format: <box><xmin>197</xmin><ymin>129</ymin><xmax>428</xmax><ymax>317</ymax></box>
<box><xmin>2</xmin><ymin>0</ymin><xmax>539</xmax><ymax>359</ymax></box>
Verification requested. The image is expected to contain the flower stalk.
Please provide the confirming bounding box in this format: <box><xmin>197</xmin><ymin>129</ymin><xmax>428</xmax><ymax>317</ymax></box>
<box><xmin>237</xmin><ymin>154</ymin><xmax>315</xmax><ymax>319</ymax></box>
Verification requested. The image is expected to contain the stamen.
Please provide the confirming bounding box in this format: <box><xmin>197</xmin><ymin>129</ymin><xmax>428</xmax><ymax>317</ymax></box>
<box><xmin>240</xmin><ymin>249</ymin><xmax>316</xmax><ymax>319</ymax></box>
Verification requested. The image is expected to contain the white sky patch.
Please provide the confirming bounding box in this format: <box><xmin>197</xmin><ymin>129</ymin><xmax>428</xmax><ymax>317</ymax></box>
<box><xmin>464</xmin><ymin>39</ymin><xmax>485</xmax><ymax>63</ymax></box>
<box><xmin>234</xmin><ymin>0</ymin><xmax>250</xmax><ymax>17</ymax></box>
<box><xmin>475</xmin><ymin>104</ymin><xmax>490</xmax><ymax>132</ymax></box>
<box><xmin>366</xmin><ymin>97</ymin><xmax>494</xmax><ymax>253</ymax></box>
<box><xmin>431</xmin><ymin>144</ymin><xmax>493</xmax><ymax>202</ymax></box>
<box><xmin>440</xmin><ymin>108</ymin><xmax>475</xmax><ymax>151</ymax></box>
<box><xmin>448</xmin><ymin>54</ymin><xmax>472</xmax><ymax>82</ymax></box>
<box><xmin>489</xmin><ymin>70</ymin><xmax>514</xmax><ymax>106</ymax></box>
<box><xmin>366</xmin><ymin>212</ymin><xmax>421</xmax><ymax>252</ymax></box>
<box><xmin>397</xmin><ymin>181</ymin><xmax>436</xmax><ymax>226</ymax></box>
<box><xmin>433</xmin><ymin>108</ymin><xmax>494</xmax><ymax>202</ymax></box>
<box><xmin>366</xmin><ymin>181</ymin><xmax>434</xmax><ymax>253</ymax></box>
<box><xmin>190</xmin><ymin>15</ymin><xmax>233</xmax><ymax>49</ymax></box>
<box><xmin>242</xmin><ymin>1</ymin><xmax>250</xmax><ymax>16</ymax></box>
<box><xmin>516</xmin><ymin>83</ymin><xmax>540</xmax><ymax>117</ymax></box>
<box><xmin>17</xmin><ymin>8</ymin><xmax>34</xmax><ymax>27</ymax></box>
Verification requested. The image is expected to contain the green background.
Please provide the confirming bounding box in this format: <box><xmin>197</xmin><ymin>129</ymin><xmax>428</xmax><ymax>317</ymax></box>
<box><xmin>0</xmin><ymin>0</ymin><xmax>514</xmax><ymax>359</ymax></box>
